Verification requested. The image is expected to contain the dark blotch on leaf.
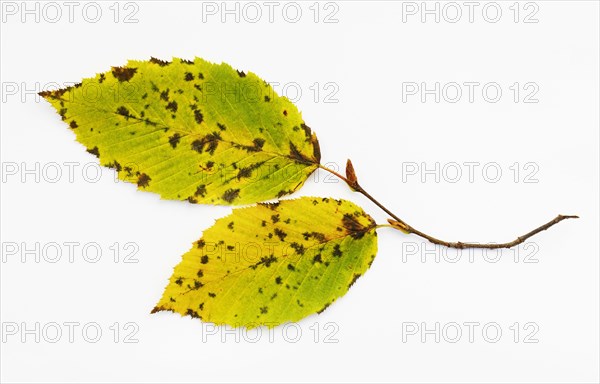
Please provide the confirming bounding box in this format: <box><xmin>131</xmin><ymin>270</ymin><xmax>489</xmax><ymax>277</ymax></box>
<box><xmin>168</xmin><ymin>133</ymin><xmax>181</xmax><ymax>148</ymax></box>
<box><xmin>317</xmin><ymin>303</ymin><xmax>331</xmax><ymax>314</ymax></box>
<box><xmin>186</xmin><ymin>309</ymin><xmax>200</xmax><ymax>319</ymax></box>
<box><xmin>149</xmin><ymin>57</ymin><xmax>170</xmax><ymax>66</ymax></box>
<box><xmin>222</xmin><ymin>188</ymin><xmax>240</xmax><ymax>203</ymax></box>
<box><xmin>116</xmin><ymin>106</ymin><xmax>131</xmax><ymax>118</ymax></box>
<box><xmin>274</xmin><ymin>228</ymin><xmax>287</xmax><ymax>241</ymax></box>
<box><xmin>194</xmin><ymin>184</ymin><xmax>207</xmax><ymax>198</ymax></box>
<box><xmin>86</xmin><ymin>146</ymin><xmax>100</xmax><ymax>158</ymax></box>
<box><xmin>111</xmin><ymin>66</ymin><xmax>137</xmax><ymax>82</ymax></box>
<box><xmin>200</xmin><ymin>255</ymin><xmax>209</xmax><ymax>264</ymax></box>
<box><xmin>191</xmin><ymin>132</ymin><xmax>221</xmax><ymax>155</ymax></box>
<box><xmin>184</xmin><ymin>72</ymin><xmax>194</xmax><ymax>81</ymax></box>
<box><xmin>348</xmin><ymin>273</ymin><xmax>361</xmax><ymax>289</ymax></box>
<box><xmin>290</xmin><ymin>242</ymin><xmax>305</xmax><ymax>255</ymax></box>
<box><xmin>333</xmin><ymin>244</ymin><xmax>342</xmax><ymax>257</ymax></box>
<box><xmin>166</xmin><ymin>101</ymin><xmax>178</xmax><ymax>113</ymax></box>
<box><xmin>275</xmin><ymin>276</ymin><xmax>282</xmax><ymax>285</ymax></box>
<box><xmin>194</xmin><ymin>109</ymin><xmax>204</xmax><ymax>124</ymax></box>
<box><xmin>342</xmin><ymin>213</ymin><xmax>369</xmax><ymax>239</ymax></box>
<box><xmin>137</xmin><ymin>173</ymin><xmax>151</xmax><ymax>188</ymax></box>
<box><xmin>289</xmin><ymin>142</ymin><xmax>314</xmax><ymax>165</ymax></box>
<box><xmin>160</xmin><ymin>89</ymin><xmax>170</xmax><ymax>101</ymax></box>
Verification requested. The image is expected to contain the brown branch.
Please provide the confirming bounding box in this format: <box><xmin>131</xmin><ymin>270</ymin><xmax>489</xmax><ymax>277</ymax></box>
<box><xmin>320</xmin><ymin>161</ymin><xmax>578</xmax><ymax>250</ymax></box>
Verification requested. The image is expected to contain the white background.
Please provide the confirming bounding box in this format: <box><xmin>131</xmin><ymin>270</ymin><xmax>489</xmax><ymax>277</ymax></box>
<box><xmin>1</xmin><ymin>1</ymin><xmax>599</xmax><ymax>382</ymax></box>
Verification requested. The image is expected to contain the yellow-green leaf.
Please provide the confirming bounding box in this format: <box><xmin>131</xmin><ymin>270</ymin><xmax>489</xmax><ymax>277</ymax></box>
<box><xmin>40</xmin><ymin>57</ymin><xmax>320</xmax><ymax>205</ymax></box>
<box><xmin>153</xmin><ymin>197</ymin><xmax>378</xmax><ymax>328</ymax></box>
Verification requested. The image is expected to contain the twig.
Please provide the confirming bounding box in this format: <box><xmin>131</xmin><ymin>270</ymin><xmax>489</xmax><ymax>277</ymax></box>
<box><xmin>319</xmin><ymin>162</ymin><xmax>578</xmax><ymax>249</ymax></box>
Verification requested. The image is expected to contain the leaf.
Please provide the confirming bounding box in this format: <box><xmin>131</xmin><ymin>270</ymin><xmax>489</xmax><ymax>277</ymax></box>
<box><xmin>40</xmin><ymin>57</ymin><xmax>321</xmax><ymax>205</ymax></box>
<box><xmin>152</xmin><ymin>197</ymin><xmax>378</xmax><ymax>328</ymax></box>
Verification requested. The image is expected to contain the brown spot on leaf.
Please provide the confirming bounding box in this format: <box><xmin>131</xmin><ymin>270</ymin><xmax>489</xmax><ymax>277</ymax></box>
<box><xmin>201</xmin><ymin>255</ymin><xmax>209</xmax><ymax>264</ymax></box>
<box><xmin>274</xmin><ymin>228</ymin><xmax>287</xmax><ymax>241</ymax></box>
<box><xmin>186</xmin><ymin>309</ymin><xmax>200</xmax><ymax>319</ymax></box>
<box><xmin>168</xmin><ymin>133</ymin><xmax>181</xmax><ymax>148</ymax></box>
<box><xmin>289</xmin><ymin>142</ymin><xmax>314</xmax><ymax>165</ymax></box>
<box><xmin>69</xmin><ymin>120</ymin><xmax>78</xmax><ymax>129</ymax></box>
<box><xmin>222</xmin><ymin>189</ymin><xmax>240</xmax><ymax>203</ymax></box>
<box><xmin>160</xmin><ymin>89</ymin><xmax>170</xmax><ymax>101</ymax></box>
<box><xmin>290</xmin><ymin>242</ymin><xmax>305</xmax><ymax>255</ymax></box>
<box><xmin>150</xmin><ymin>57</ymin><xmax>170</xmax><ymax>66</ymax></box>
<box><xmin>194</xmin><ymin>109</ymin><xmax>204</xmax><ymax>124</ymax></box>
<box><xmin>348</xmin><ymin>273</ymin><xmax>361</xmax><ymax>289</ymax></box>
<box><xmin>342</xmin><ymin>213</ymin><xmax>371</xmax><ymax>239</ymax></box>
<box><xmin>105</xmin><ymin>160</ymin><xmax>122</xmax><ymax>172</ymax></box>
<box><xmin>86</xmin><ymin>146</ymin><xmax>100</xmax><ymax>158</ymax></box>
<box><xmin>237</xmin><ymin>70</ymin><xmax>246</xmax><ymax>77</ymax></box>
<box><xmin>333</xmin><ymin>244</ymin><xmax>342</xmax><ymax>257</ymax></box>
<box><xmin>236</xmin><ymin>161</ymin><xmax>265</xmax><ymax>180</ymax></box>
<box><xmin>191</xmin><ymin>132</ymin><xmax>221</xmax><ymax>155</ymax></box>
<box><xmin>111</xmin><ymin>66</ymin><xmax>137</xmax><ymax>82</ymax></box>
<box><xmin>194</xmin><ymin>184</ymin><xmax>207</xmax><ymax>198</ymax></box>
<box><xmin>137</xmin><ymin>173</ymin><xmax>151</xmax><ymax>188</ymax></box>
<box><xmin>317</xmin><ymin>303</ymin><xmax>331</xmax><ymax>314</ymax></box>
<box><xmin>166</xmin><ymin>101</ymin><xmax>178</xmax><ymax>113</ymax></box>
<box><xmin>184</xmin><ymin>72</ymin><xmax>194</xmax><ymax>81</ymax></box>
<box><xmin>116</xmin><ymin>106</ymin><xmax>131</xmax><ymax>119</ymax></box>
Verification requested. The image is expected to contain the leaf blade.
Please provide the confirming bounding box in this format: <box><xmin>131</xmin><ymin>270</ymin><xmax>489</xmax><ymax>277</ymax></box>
<box><xmin>153</xmin><ymin>197</ymin><xmax>378</xmax><ymax>327</ymax></box>
<box><xmin>40</xmin><ymin>57</ymin><xmax>320</xmax><ymax>205</ymax></box>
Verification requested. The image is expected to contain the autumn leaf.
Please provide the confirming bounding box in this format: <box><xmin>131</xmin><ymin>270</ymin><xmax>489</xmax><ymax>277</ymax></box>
<box><xmin>40</xmin><ymin>57</ymin><xmax>320</xmax><ymax>205</ymax></box>
<box><xmin>152</xmin><ymin>197</ymin><xmax>378</xmax><ymax>328</ymax></box>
